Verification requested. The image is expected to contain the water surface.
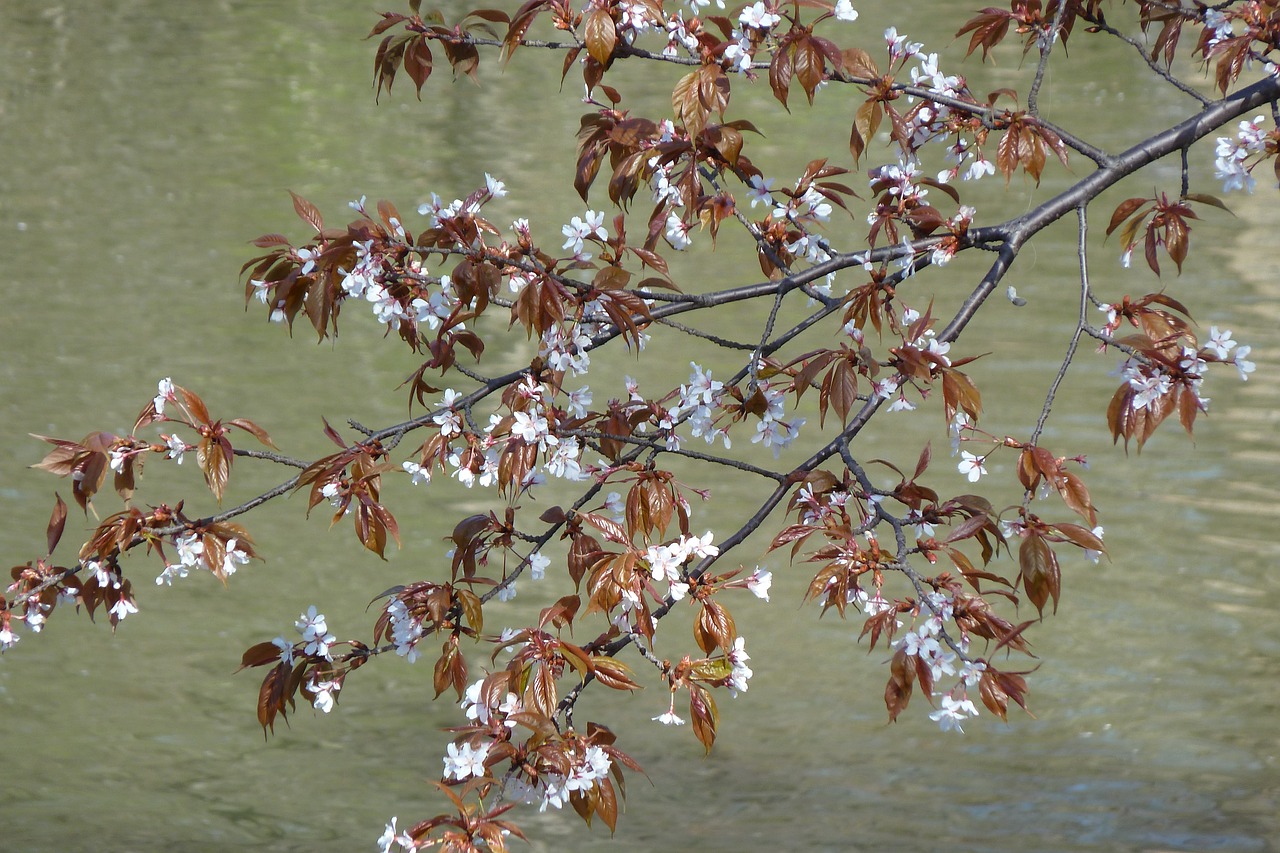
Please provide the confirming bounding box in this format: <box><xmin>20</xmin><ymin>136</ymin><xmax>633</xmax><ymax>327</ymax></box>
<box><xmin>1</xmin><ymin>4</ymin><xmax>1277</xmax><ymax>851</ymax></box>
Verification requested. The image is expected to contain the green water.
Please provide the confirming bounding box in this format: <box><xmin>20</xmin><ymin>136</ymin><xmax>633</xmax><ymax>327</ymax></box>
<box><xmin>1</xmin><ymin>3</ymin><xmax>1277</xmax><ymax>851</ymax></box>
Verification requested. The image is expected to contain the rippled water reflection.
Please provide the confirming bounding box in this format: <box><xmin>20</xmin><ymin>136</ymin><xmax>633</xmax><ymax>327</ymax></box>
<box><xmin>1</xmin><ymin>4</ymin><xmax>1276</xmax><ymax>851</ymax></box>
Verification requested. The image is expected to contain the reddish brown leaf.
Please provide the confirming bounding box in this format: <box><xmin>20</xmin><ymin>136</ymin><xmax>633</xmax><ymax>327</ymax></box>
<box><xmin>1106</xmin><ymin>198</ymin><xmax>1149</xmax><ymax>236</ymax></box>
<box><xmin>180</xmin><ymin>387</ymin><xmax>211</xmax><ymax>425</ymax></box>
<box><xmin>584</xmin><ymin>8</ymin><xmax>617</xmax><ymax>67</ymax></box>
<box><xmin>403</xmin><ymin>37</ymin><xmax>434</xmax><ymax>96</ymax></box>
<box><xmin>1018</xmin><ymin>534</ymin><xmax>1060</xmax><ymax>617</ymax></box>
<box><xmin>289</xmin><ymin>191</ymin><xmax>324</xmax><ymax>235</ymax></box>
<box><xmin>227</xmin><ymin>418</ymin><xmax>278</xmax><ymax>449</ymax></box>
<box><xmin>239</xmin><ymin>640</ymin><xmax>285</xmax><ymax>671</ymax></box>
<box><xmin>46</xmin><ymin>493</ymin><xmax>67</xmax><ymax>555</ymax></box>
<box><xmin>885</xmin><ymin>646</ymin><xmax>914</xmax><ymax>722</ymax></box>
<box><xmin>197</xmin><ymin>438</ymin><xmax>231</xmax><ymax>504</ymax></box>
<box><xmin>978</xmin><ymin>668</ymin><xmax>1010</xmax><ymax>721</ymax></box>
<box><xmin>688</xmin><ymin>684</ymin><xmax>718</xmax><ymax>753</ymax></box>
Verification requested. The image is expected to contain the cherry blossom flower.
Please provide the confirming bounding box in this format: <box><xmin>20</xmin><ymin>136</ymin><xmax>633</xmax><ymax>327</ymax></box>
<box><xmin>222</xmin><ymin>539</ymin><xmax>251</xmax><ymax>577</ymax></box>
<box><xmin>561</xmin><ymin>210</ymin><xmax>606</xmax><ymax>256</ymax></box>
<box><xmin>271</xmin><ymin>635</ymin><xmax>296</xmax><ymax>666</ymax></box>
<box><xmin>959</xmin><ymin>659</ymin><xmax>987</xmax><ymax>686</ymax></box>
<box><xmin>665</xmin><ymin>213</ymin><xmax>693</xmax><ymax>250</ymax></box>
<box><xmin>526</xmin><ymin>775</ymin><xmax>567</xmax><ymax>812</ymax></box>
<box><xmin>1084</xmin><ymin>525</ymin><xmax>1106</xmax><ymax>564</ymax></box>
<box><xmin>418</xmin><ymin>193</ymin><xmax>463</xmax><ymax>226</ymax></box>
<box><xmin>109</xmin><ymin>597</ymin><xmax>138</xmax><ymax>622</ymax></box>
<box><xmin>86</xmin><ymin>559</ymin><xmax>111</xmax><ymax>588</ymax></box>
<box><xmin>604</xmin><ymin>491</ymin><xmax>625</xmax><ymax>520</ymax></box>
<box><xmin>154</xmin><ymin>377</ymin><xmax>175</xmax><ymax>414</ymax></box>
<box><xmin>514</xmin><ymin>373</ymin><xmax>545</xmax><ymax>399</ymax></box>
<box><xmin>546</xmin><ymin>438</ymin><xmax>584</xmax><ymax>481</ymax></box>
<box><xmin>1128</xmin><ymin>368</ymin><xmax>1172</xmax><ymax>410</ymax></box>
<box><xmin>907</xmin><ymin>510</ymin><xmax>936</xmax><ymax>538</ymax></box>
<box><xmin>163</xmin><ymin>433</ymin><xmax>187</xmax><ymax>464</ymax></box>
<box><xmin>646</xmin><ymin>542</ymin><xmax>684</xmax><ymax>583</ymax></box>
<box><xmin>929</xmin><ymin>693</ymin><xmax>979</xmax><ymax>732</ymax></box>
<box><xmin>746</xmin><ymin>567</ymin><xmax>772</xmax><ymax>601</ymax></box>
<box><xmin>923</xmin><ymin>646</ymin><xmax>957</xmax><ymax>681</ymax></box>
<box><xmin>752</xmin><ymin>413</ymin><xmax>806</xmax><ymax>457</ymax></box>
<box><xmin>1206</xmin><ymin>326</ymin><xmax>1237</xmax><ymax>359</ymax></box>
<box><xmin>728</xmin><ymin>636</ymin><xmax>753</xmax><ymax>695</ymax></box>
<box><xmin>512</xmin><ymin>411</ymin><xmax>553</xmax><ymax>449</ymax></box>
<box><xmin>566</xmin><ymin>385</ymin><xmax>592</xmax><ymax>418</ymax></box>
<box><xmin>669</xmin><ymin>579</ymin><xmax>691</xmax><ymax>601</ymax></box>
<box><xmin>296</xmin><ymin>605</ymin><xmax>326</xmax><ymax>639</ymax></box>
<box><xmin>862</xmin><ymin>591</ymin><xmax>894</xmax><ymax>617</ymax></box>
<box><xmin>377</xmin><ymin>817</ymin><xmax>413</xmax><ymax>853</ymax></box>
<box><xmin>432</xmin><ymin>392</ymin><xmax>463</xmax><ymax>437</ymax></box>
<box><xmin>1213</xmin><ymin>115</ymin><xmax>1269</xmax><ymax>193</ymax></box>
<box><xmin>899</xmin><ymin>630</ymin><xmax>940</xmax><ymax>658</ymax></box>
<box><xmin>402</xmin><ymin>460</ymin><xmax>430</xmax><ymax>486</ymax></box>
<box><xmin>888</xmin><ymin>394</ymin><xmax>916</xmax><ymax>413</ymax></box>
<box><xmin>387</xmin><ymin>600</ymin><xmax>423</xmax><ymax>663</ymax></box>
<box><xmin>653</xmin><ymin>709</ymin><xmax>686</xmax><ymax>726</ymax></box>
<box><xmin>484</xmin><ymin>173</ymin><xmax>507</xmax><ymax>198</ymax></box>
<box><xmin>442</xmin><ymin>740</ymin><xmax>490</xmax><ymax>780</ymax></box>
<box><xmin>834</xmin><ymin>0</ymin><xmax>859</xmax><ymax>22</ymax></box>
<box><xmin>619</xmin><ymin>2</ymin><xmax>658</xmax><ymax>36</ymax></box>
<box><xmin>873</xmin><ymin>376</ymin><xmax>900</xmax><ymax>401</ymax></box>
<box><xmin>724</xmin><ymin>34</ymin><xmax>754</xmax><ymax>72</ymax></box>
<box><xmin>23</xmin><ymin>603</ymin><xmax>48</xmax><ymax>632</ymax></box>
<box><xmin>682</xmin><ymin>530</ymin><xmax>719</xmax><ymax>560</ymax></box>
<box><xmin>296</xmin><ymin>605</ymin><xmax>336</xmax><ymax>660</ymax></box>
<box><xmin>1</xmin><ymin>622</ymin><xmax>20</xmax><ymax>651</ymax></box>
<box><xmin>529</xmin><ymin>550</ymin><xmax>550</xmax><ymax>580</ymax></box>
<box><xmin>957</xmin><ymin>451</ymin><xmax>987</xmax><ymax>482</ymax></box>
<box><xmin>462</xmin><ymin>679</ymin><xmax>521</xmax><ymax>728</ymax></box>
<box><xmin>175</xmin><ymin>532</ymin><xmax>204</xmax><ymax>568</ymax></box>
<box><xmin>1204</xmin><ymin>9</ymin><xmax>1234</xmax><ymax>45</ymax></box>
<box><xmin>307</xmin><ymin>677</ymin><xmax>341</xmax><ymax>713</ymax></box>
<box><xmin>541</xmin><ymin>326</ymin><xmax>593</xmax><ymax>375</ymax></box>
<box><xmin>739</xmin><ymin>2</ymin><xmax>780</xmax><ymax>30</ymax></box>
<box><xmin>155</xmin><ymin>563</ymin><xmax>189</xmax><ymax>586</ymax></box>
<box><xmin>567</xmin><ymin>745</ymin><xmax>612</xmax><ymax>792</ymax></box>
<box><xmin>964</xmin><ymin>156</ymin><xmax>995</xmax><ymax>181</ymax></box>
<box><xmin>1233</xmin><ymin>345</ymin><xmax>1255</xmax><ymax>380</ymax></box>
<box><xmin>746</xmin><ymin>174</ymin><xmax>774</xmax><ymax>208</ymax></box>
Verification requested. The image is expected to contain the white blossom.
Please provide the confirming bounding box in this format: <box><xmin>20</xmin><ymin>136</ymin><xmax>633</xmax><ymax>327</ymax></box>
<box><xmin>442</xmin><ymin>740</ymin><xmax>491</xmax><ymax>780</ymax></box>
<box><xmin>307</xmin><ymin>677</ymin><xmax>341</xmax><ymax>713</ymax></box>
<box><xmin>1233</xmin><ymin>345</ymin><xmax>1256</xmax><ymax>380</ymax></box>
<box><xmin>746</xmin><ymin>567</ymin><xmax>772</xmax><ymax>601</ymax></box>
<box><xmin>154</xmin><ymin>377</ymin><xmax>175</xmax><ymax>414</ymax></box>
<box><xmin>929</xmin><ymin>693</ymin><xmax>979</xmax><ymax>733</ymax></box>
<box><xmin>833</xmin><ymin>0</ymin><xmax>858</xmax><ymax>22</ymax></box>
<box><xmin>561</xmin><ymin>210</ymin><xmax>607</xmax><ymax>256</ymax></box>
<box><xmin>739</xmin><ymin>2</ymin><xmax>780</xmax><ymax>30</ymax></box>
<box><xmin>222</xmin><ymin>539</ymin><xmax>251</xmax><ymax>577</ymax></box>
<box><xmin>957</xmin><ymin>451</ymin><xmax>987</xmax><ymax>482</ymax></box>
<box><xmin>529</xmin><ymin>550</ymin><xmax>550</xmax><ymax>580</ymax></box>
<box><xmin>109</xmin><ymin>597</ymin><xmax>138</xmax><ymax>622</ymax></box>
<box><xmin>653</xmin><ymin>709</ymin><xmax>686</xmax><ymax>725</ymax></box>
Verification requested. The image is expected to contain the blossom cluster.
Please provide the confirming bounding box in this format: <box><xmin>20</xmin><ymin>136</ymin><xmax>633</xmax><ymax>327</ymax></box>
<box><xmin>1214</xmin><ymin>115</ymin><xmax>1276</xmax><ymax>194</ymax></box>
<box><xmin>156</xmin><ymin>533</ymin><xmax>250</xmax><ymax>586</ymax></box>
